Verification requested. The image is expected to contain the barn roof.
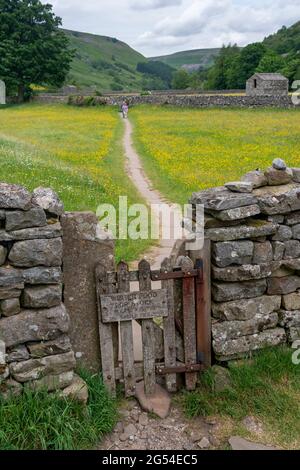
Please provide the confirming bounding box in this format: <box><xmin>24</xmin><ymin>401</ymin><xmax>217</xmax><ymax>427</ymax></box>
<box><xmin>249</xmin><ymin>73</ymin><xmax>288</xmax><ymax>81</ymax></box>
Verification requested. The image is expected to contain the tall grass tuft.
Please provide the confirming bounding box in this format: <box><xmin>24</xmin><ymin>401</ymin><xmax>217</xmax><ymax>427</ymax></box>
<box><xmin>0</xmin><ymin>371</ymin><xmax>117</xmax><ymax>450</ymax></box>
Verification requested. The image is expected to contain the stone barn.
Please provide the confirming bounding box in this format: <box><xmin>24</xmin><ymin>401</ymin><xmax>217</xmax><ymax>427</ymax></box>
<box><xmin>246</xmin><ymin>73</ymin><xmax>289</xmax><ymax>97</ymax></box>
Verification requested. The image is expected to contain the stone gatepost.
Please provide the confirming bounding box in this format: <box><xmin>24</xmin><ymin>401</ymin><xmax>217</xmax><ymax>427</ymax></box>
<box><xmin>61</xmin><ymin>212</ymin><xmax>115</xmax><ymax>372</ymax></box>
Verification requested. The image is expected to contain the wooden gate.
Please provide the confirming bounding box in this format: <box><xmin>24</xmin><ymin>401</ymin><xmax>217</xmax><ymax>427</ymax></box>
<box><xmin>96</xmin><ymin>242</ymin><xmax>211</xmax><ymax>398</ymax></box>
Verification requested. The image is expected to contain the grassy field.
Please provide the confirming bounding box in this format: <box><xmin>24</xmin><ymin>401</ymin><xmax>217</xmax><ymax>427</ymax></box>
<box><xmin>0</xmin><ymin>103</ymin><xmax>151</xmax><ymax>261</ymax></box>
<box><xmin>180</xmin><ymin>346</ymin><xmax>300</xmax><ymax>450</ymax></box>
<box><xmin>131</xmin><ymin>106</ymin><xmax>300</xmax><ymax>205</ymax></box>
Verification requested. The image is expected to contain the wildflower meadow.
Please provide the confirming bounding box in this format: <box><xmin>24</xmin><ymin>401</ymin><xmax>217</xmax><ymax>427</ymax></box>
<box><xmin>131</xmin><ymin>105</ymin><xmax>300</xmax><ymax>204</ymax></box>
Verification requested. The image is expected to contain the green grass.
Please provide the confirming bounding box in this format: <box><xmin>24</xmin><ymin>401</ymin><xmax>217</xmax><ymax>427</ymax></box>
<box><xmin>64</xmin><ymin>29</ymin><xmax>146</xmax><ymax>91</ymax></box>
<box><xmin>0</xmin><ymin>371</ymin><xmax>117</xmax><ymax>450</ymax></box>
<box><xmin>0</xmin><ymin>103</ymin><xmax>153</xmax><ymax>262</ymax></box>
<box><xmin>181</xmin><ymin>346</ymin><xmax>300</xmax><ymax>449</ymax></box>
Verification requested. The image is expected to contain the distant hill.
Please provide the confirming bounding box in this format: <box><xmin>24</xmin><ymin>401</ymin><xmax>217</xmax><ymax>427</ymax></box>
<box><xmin>263</xmin><ymin>21</ymin><xmax>300</xmax><ymax>54</ymax></box>
<box><xmin>64</xmin><ymin>29</ymin><xmax>147</xmax><ymax>91</ymax></box>
<box><xmin>150</xmin><ymin>48</ymin><xmax>221</xmax><ymax>70</ymax></box>
<box><xmin>62</xmin><ymin>21</ymin><xmax>300</xmax><ymax>92</ymax></box>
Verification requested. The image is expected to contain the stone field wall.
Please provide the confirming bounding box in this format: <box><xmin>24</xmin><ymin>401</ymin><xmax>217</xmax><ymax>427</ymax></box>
<box><xmin>189</xmin><ymin>159</ymin><xmax>300</xmax><ymax>361</ymax></box>
<box><xmin>107</xmin><ymin>94</ymin><xmax>294</xmax><ymax>108</ymax></box>
<box><xmin>34</xmin><ymin>93</ymin><xmax>296</xmax><ymax>108</ymax></box>
<box><xmin>0</xmin><ymin>183</ymin><xmax>77</xmax><ymax>398</ymax></box>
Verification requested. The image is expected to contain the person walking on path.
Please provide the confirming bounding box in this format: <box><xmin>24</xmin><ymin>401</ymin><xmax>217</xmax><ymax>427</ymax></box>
<box><xmin>121</xmin><ymin>101</ymin><xmax>129</xmax><ymax>119</ymax></box>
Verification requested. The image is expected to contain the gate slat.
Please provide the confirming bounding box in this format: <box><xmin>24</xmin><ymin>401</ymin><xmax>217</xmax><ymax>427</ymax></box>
<box><xmin>95</xmin><ymin>264</ymin><xmax>116</xmax><ymax>396</ymax></box>
<box><xmin>138</xmin><ymin>259</ymin><xmax>156</xmax><ymax>396</ymax></box>
<box><xmin>161</xmin><ymin>258</ymin><xmax>177</xmax><ymax>392</ymax></box>
<box><xmin>107</xmin><ymin>271</ymin><xmax>119</xmax><ymax>368</ymax></box>
<box><xmin>178</xmin><ymin>256</ymin><xmax>197</xmax><ymax>391</ymax></box>
<box><xmin>117</xmin><ymin>261</ymin><xmax>136</xmax><ymax>397</ymax></box>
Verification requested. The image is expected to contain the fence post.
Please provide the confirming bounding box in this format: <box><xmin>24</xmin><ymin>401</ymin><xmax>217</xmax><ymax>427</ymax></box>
<box><xmin>178</xmin><ymin>256</ymin><xmax>197</xmax><ymax>390</ymax></box>
<box><xmin>190</xmin><ymin>238</ymin><xmax>212</xmax><ymax>369</ymax></box>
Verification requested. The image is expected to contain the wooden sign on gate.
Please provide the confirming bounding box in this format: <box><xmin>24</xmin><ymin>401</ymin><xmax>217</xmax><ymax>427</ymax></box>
<box><xmin>100</xmin><ymin>289</ymin><xmax>169</xmax><ymax>323</ymax></box>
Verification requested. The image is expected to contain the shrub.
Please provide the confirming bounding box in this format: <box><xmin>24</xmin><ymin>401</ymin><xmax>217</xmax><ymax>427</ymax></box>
<box><xmin>68</xmin><ymin>95</ymin><xmax>107</xmax><ymax>107</ymax></box>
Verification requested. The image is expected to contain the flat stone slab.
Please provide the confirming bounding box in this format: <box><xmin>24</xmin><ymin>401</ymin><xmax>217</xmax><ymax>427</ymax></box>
<box><xmin>241</xmin><ymin>170</ymin><xmax>267</xmax><ymax>189</ymax></box>
<box><xmin>254</xmin><ymin>184</ymin><xmax>300</xmax><ymax>215</ymax></box>
<box><xmin>229</xmin><ymin>436</ymin><xmax>280</xmax><ymax>451</ymax></box>
<box><xmin>206</xmin><ymin>221</ymin><xmax>278</xmax><ymax>242</ymax></box>
<box><xmin>0</xmin><ymin>304</ymin><xmax>69</xmax><ymax>347</ymax></box>
<box><xmin>214</xmin><ymin>327</ymin><xmax>286</xmax><ymax>361</ymax></box>
<box><xmin>212</xmin><ymin>312</ymin><xmax>278</xmax><ymax>341</ymax></box>
<box><xmin>135</xmin><ymin>381</ymin><xmax>171</xmax><ymax>419</ymax></box>
<box><xmin>190</xmin><ymin>187</ymin><xmax>257</xmax><ymax>211</ymax></box>
<box><xmin>212</xmin><ymin>279</ymin><xmax>267</xmax><ymax>302</ymax></box>
<box><xmin>212</xmin><ymin>262</ymin><xmax>281</xmax><ymax>282</ymax></box>
<box><xmin>5</xmin><ymin>207</ymin><xmax>47</xmax><ymax>232</ymax></box>
<box><xmin>212</xmin><ymin>295</ymin><xmax>281</xmax><ymax>321</ymax></box>
<box><xmin>225</xmin><ymin>181</ymin><xmax>254</xmax><ymax>193</ymax></box>
<box><xmin>0</xmin><ymin>266</ymin><xmax>62</xmax><ymax>287</ymax></box>
<box><xmin>208</xmin><ymin>204</ymin><xmax>260</xmax><ymax>222</ymax></box>
<box><xmin>0</xmin><ymin>223</ymin><xmax>62</xmax><ymax>241</ymax></box>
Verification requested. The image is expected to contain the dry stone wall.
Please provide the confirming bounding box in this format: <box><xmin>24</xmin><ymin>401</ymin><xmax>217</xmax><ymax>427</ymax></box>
<box><xmin>190</xmin><ymin>159</ymin><xmax>300</xmax><ymax>361</ymax></box>
<box><xmin>65</xmin><ymin>94</ymin><xmax>295</xmax><ymax>109</ymax></box>
<box><xmin>0</xmin><ymin>183</ymin><xmax>76</xmax><ymax>398</ymax></box>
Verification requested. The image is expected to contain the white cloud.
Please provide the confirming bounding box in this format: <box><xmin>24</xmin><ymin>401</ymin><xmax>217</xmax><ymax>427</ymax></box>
<box><xmin>136</xmin><ymin>0</ymin><xmax>300</xmax><ymax>52</ymax></box>
<box><xmin>130</xmin><ymin>0</ymin><xmax>182</xmax><ymax>9</ymax></box>
<box><xmin>43</xmin><ymin>0</ymin><xmax>300</xmax><ymax>56</ymax></box>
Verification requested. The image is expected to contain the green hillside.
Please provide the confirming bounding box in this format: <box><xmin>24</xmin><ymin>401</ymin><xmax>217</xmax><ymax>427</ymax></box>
<box><xmin>64</xmin><ymin>29</ymin><xmax>147</xmax><ymax>91</ymax></box>
<box><xmin>150</xmin><ymin>48</ymin><xmax>221</xmax><ymax>70</ymax></box>
<box><xmin>263</xmin><ymin>21</ymin><xmax>300</xmax><ymax>54</ymax></box>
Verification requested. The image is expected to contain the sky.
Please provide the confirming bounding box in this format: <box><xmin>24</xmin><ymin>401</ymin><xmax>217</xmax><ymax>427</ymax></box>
<box><xmin>47</xmin><ymin>0</ymin><xmax>300</xmax><ymax>57</ymax></box>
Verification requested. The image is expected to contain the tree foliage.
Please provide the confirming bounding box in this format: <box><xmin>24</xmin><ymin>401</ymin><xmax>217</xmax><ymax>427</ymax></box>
<box><xmin>206</xmin><ymin>36</ymin><xmax>300</xmax><ymax>90</ymax></box>
<box><xmin>0</xmin><ymin>0</ymin><xmax>74</xmax><ymax>100</ymax></box>
<box><xmin>256</xmin><ymin>50</ymin><xmax>285</xmax><ymax>73</ymax></box>
<box><xmin>206</xmin><ymin>44</ymin><xmax>240</xmax><ymax>89</ymax></box>
<box><xmin>263</xmin><ymin>21</ymin><xmax>300</xmax><ymax>55</ymax></box>
<box><xmin>137</xmin><ymin>60</ymin><xmax>175</xmax><ymax>88</ymax></box>
<box><xmin>171</xmin><ymin>69</ymin><xmax>190</xmax><ymax>89</ymax></box>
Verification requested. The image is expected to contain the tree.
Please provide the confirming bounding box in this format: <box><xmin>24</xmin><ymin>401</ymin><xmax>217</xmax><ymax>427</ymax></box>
<box><xmin>280</xmin><ymin>54</ymin><xmax>300</xmax><ymax>83</ymax></box>
<box><xmin>141</xmin><ymin>75</ymin><xmax>166</xmax><ymax>91</ymax></box>
<box><xmin>171</xmin><ymin>69</ymin><xmax>190</xmax><ymax>89</ymax></box>
<box><xmin>256</xmin><ymin>50</ymin><xmax>285</xmax><ymax>73</ymax></box>
<box><xmin>229</xmin><ymin>43</ymin><xmax>267</xmax><ymax>88</ymax></box>
<box><xmin>137</xmin><ymin>61</ymin><xmax>175</xmax><ymax>88</ymax></box>
<box><xmin>0</xmin><ymin>0</ymin><xmax>74</xmax><ymax>101</ymax></box>
<box><xmin>206</xmin><ymin>44</ymin><xmax>240</xmax><ymax>89</ymax></box>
